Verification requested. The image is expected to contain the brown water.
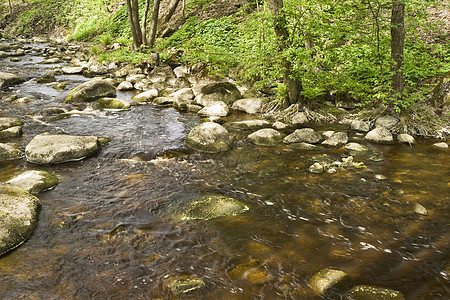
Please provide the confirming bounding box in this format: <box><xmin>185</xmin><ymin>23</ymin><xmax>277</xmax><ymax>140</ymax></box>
<box><xmin>0</xmin><ymin>41</ymin><xmax>449</xmax><ymax>299</ymax></box>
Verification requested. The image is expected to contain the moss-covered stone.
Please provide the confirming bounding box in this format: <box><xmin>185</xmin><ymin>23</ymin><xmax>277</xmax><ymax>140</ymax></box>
<box><xmin>0</xmin><ymin>143</ymin><xmax>23</xmax><ymax>161</ymax></box>
<box><xmin>309</xmin><ymin>268</ymin><xmax>348</xmax><ymax>295</ymax></box>
<box><xmin>94</xmin><ymin>97</ymin><xmax>131</xmax><ymax>110</ymax></box>
<box><xmin>0</xmin><ymin>117</ymin><xmax>23</xmax><ymax>131</ymax></box>
<box><xmin>229</xmin><ymin>259</ymin><xmax>273</xmax><ymax>284</ymax></box>
<box><xmin>166</xmin><ymin>275</ymin><xmax>205</xmax><ymax>294</ymax></box>
<box><xmin>7</xmin><ymin>170</ymin><xmax>60</xmax><ymax>194</ymax></box>
<box><xmin>65</xmin><ymin>79</ymin><xmax>116</xmax><ymax>103</ymax></box>
<box><xmin>344</xmin><ymin>285</ymin><xmax>405</xmax><ymax>300</ymax></box>
<box><xmin>177</xmin><ymin>193</ymin><xmax>249</xmax><ymax>221</ymax></box>
<box><xmin>185</xmin><ymin>122</ymin><xmax>232</xmax><ymax>153</ymax></box>
<box><xmin>0</xmin><ymin>184</ymin><xmax>41</xmax><ymax>256</ymax></box>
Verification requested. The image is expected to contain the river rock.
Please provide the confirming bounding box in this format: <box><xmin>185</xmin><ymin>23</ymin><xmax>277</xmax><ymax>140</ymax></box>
<box><xmin>309</xmin><ymin>162</ymin><xmax>324</xmax><ymax>174</ymax></box>
<box><xmin>433</xmin><ymin>142</ymin><xmax>448</xmax><ymax>149</ymax></box>
<box><xmin>0</xmin><ymin>51</ymin><xmax>8</xmax><ymax>58</ymax></box>
<box><xmin>397</xmin><ymin>133</ymin><xmax>415</xmax><ymax>144</ymax></box>
<box><xmin>0</xmin><ymin>117</ymin><xmax>23</xmax><ymax>131</ymax></box>
<box><xmin>197</xmin><ymin>101</ymin><xmax>229</xmax><ymax>117</ymax></box>
<box><xmin>350</xmin><ymin>120</ymin><xmax>370</xmax><ymax>132</ymax></box>
<box><xmin>166</xmin><ymin>275</ymin><xmax>205</xmax><ymax>295</ymax></box>
<box><xmin>25</xmin><ymin>133</ymin><xmax>103</xmax><ymax>164</ymax></box>
<box><xmin>62</xmin><ymin>66</ymin><xmax>84</xmax><ymax>74</ymax></box>
<box><xmin>170</xmin><ymin>88</ymin><xmax>195</xmax><ymax>102</ymax></box>
<box><xmin>10</xmin><ymin>57</ymin><xmax>21</xmax><ymax>62</ymax></box>
<box><xmin>117</xmin><ymin>81</ymin><xmax>133</xmax><ymax>91</ymax></box>
<box><xmin>36</xmin><ymin>71</ymin><xmax>56</xmax><ymax>83</ymax></box>
<box><xmin>289</xmin><ymin>142</ymin><xmax>319</xmax><ymax>150</ymax></box>
<box><xmin>344</xmin><ymin>143</ymin><xmax>369</xmax><ymax>154</ymax></box>
<box><xmin>6</xmin><ymin>170</ymin><xmax>60</xmax><ymax>194</ymax></box>
<box><xmin>248</xmin><ymin>128</ymin><xmax>283</xmax><ymax>146</ymax></box>
<box><xmin>322</xmin><ymin>132</ymin><xmax>348</xmax><ymax>147</ymax></box>
<box><xmin>185</xmin><ymin>122</ymin><xmax>232</xmax><ymax>153</ymax></box>
<box><xmin>413</xmin><ymin>203</ymin><xmax>428</xmax><ymax>215</ymax></box>
<box><xmin>284</xmin><ymin>128</ymin><xmax>321</xmax><ymax>144</ymax></box>
<box><xmin>344</xmin><ymin>285</ymin><xmax>405</xmax><ymax>300</ymax></box>
<box><xmin>231</xmin><ymin>98</ymin><xmax>263</xmax><ymax>114</ymax></box>
<box><xmin>0</xmin><ymin>143</ymin><xmax>23</xmax><ymax>161</ymax></box>
<box><xmin>153</xmin><ymin>97</ymin><xmax>175</xmax><ymax>106</ymax></box>
<box><xmin>94</xmin><ymin>98</ymin><xmax>130</xmax><ymax>110</ymax></box>
<box><xmin>0</xmin><ymin>126</ymin><xmax>22</xmax><ymax>139</ymax></box>
<box><xmin>173</xmin><ymin>66</ymin><xmax>189</xmax><ymax>78</ymax></box>
<box><xmin>309</xmin><ymin>268</ymin><xmax>348</xmax><ymax>295</ymax></box>
<box><xmin>148</xmin><ymin>65</ymin><xmax>175</xmax><ymax>83</ymax></box>
<box><xmin>195</xmin><ymin>82</ymin><xmax>242</xmax><ymax>106</ymax></box>
<box><xmin>0</xmin><ymin>184</ymin><xmax>41</xmax><ymax>256</ymax></box>
<box><xmin>126</xmin><ymin>74</ymin><xmax>146</xmax><ymax>84</ymax></box>
<box><xmin>52</xmin><ymin>82</ymin><xmax>68</xmax><ymax>91</ymax></box>
<box><xmin>273</xmin><ymin>121</ymin><xmax>288</xmax><ymax>130</ymax></box>
<box><xmin>290</xmin><ymin>112</ymin><xmax>308</xmax><ymax>125</ymax></box>
<box><xmin>42</xmin><ymin>57</ymin><xmax>61</xmax><ymax>64</ymax></box>
<box><xmin>375</xmin><ymin>115</ymin><xmax>399</xmax><ymax>129</ymax></box>
<box><xmin>229</xmin><ymin>120</ymin><xmax>270</xmax><ymax>130</ymax></box>
<box><xmin>65</xmin><ymin>79</ymin><xmax>116</xmax><ymax>103</ymax></box>
<box><xmin>365</xmin><ymin>127</ymin><xmax>394</xmax><ymax>144</ymax></box>
<box><xmin>178</xmin><ymin>193</ymin><xmax>249</xmax><ymax>221</ymax></box>
<box><xmin>131</xmin><ymin>89</ymin><xmax>159</xmax><ymax>103</ymax></box>
<box><xmin>229</xmin><ymin>259</ymin><xmax>272</xmax><ymax>284</ymax></box>
<box><xmin>0</xmin><ymin>72</ymin><xmax>25</xmax><ymax>89</ymax></box>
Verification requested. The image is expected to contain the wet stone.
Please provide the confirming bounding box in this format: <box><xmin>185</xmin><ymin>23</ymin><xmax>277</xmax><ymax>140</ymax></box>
<box><xmin>413</xmin><ymin>202</ymin><xmax>428</xmax><ymax>215</ymax></box>
<box><xmin>229</xmin><ymin>120</ymin><xmax>270</xmax><ymax>130</ymax></box>
<box><xmin>7</xmin><ymin>170</ymin><xmax>60</xmax><ymax>194</ymax></box>
<box><xmin>65</xmin><ymin>79</ymin><xmax>117</xmax><ymax>103</ymax></box>
<box><xmin>0</xmin><ymin>143</ymin><xmax>23</xmax><ymax>161</ymax></box>
<box><xmin>10</xmin><ymin>57</ymin><xmax>21</xmax><ymax>62</ymax></box>
<box><xmin>289</xmin><ymin>142</ymin><xmax>319</xmax><ymax>150</ymax></box>
<box><xmin>197</xmin><ymin>101</ymin><xmax>229</xmax><ymax>117</ymax></box>
<box><xmin>166</xmin><ymin>275</ymin><xmax>205</xmax><ymax>295</ymax></box>
<box><xmin>344</xmin><ymin>285</ymin><xmax>405</xmax><ymax>300</ymax></box>
<box><xmin>309</xmin><ymin>162</ymin><xmax>324</xmax><ymax>174</ymax></box>
<box><xmin>131</xmin><ymin>89</ymin><xmax>159</xmax><ymax>103</ymax></box>
<box><xmin>433</xmin><ymin>142</ymin><xmax>448</xmax><ymax>149</ymax></box>
<box><xmin>52</xmin><ymin>82</ymin><xmax>68</xmax><ymax>91</ymax></box>
<box><xmin>322</xmin><ymin>132</ymin><xmax>348</xmax><ymax>147</ymax></box>
<box><xmin>228</xmin><ymin>259</ymin><xmax>272</xmax><ymax>284</ymax></box>
<box><xmin>61</xmin><ymin>66</ymin><xmax>84</xmax><ymax>74</ymax></box>
<box><xmin>0</xmin><ymin>72</ymin><xmax>25</xmax><ymax>89</ymax></box>
<box><xmin>177</xmin><ymin>193</ymin><xmax>249</xmax><ymax>221</ymax></box>
<box><xmin>0</xmin><ymin>126</ymin><xmax>22</xmax><ymax>139</ymax></box>
<box><xmin>0</xmin><ymin>184</ymin><xmax>41</xmax><ymax>256</ymax></box>
<box><xmin>185</xmin><ymin>122</ymin><xmax>232</xmax><ymax>153</ymax></box>
<box><xmin>0</xmin><ymin>117</ymin><xmax>23</xmax><ymax>131</ymax></box>
<box><xmin>36</xmin><ymin>71</ymin><xmax>56</xmax><ymax>83</ymax></box>
<box><xmin>231</xmin><ymin>98</ymin><xmax>263</xmax><ymax>114</ymax></box>
<box><xmin>365</xmin><ymin>127</ymin><xmax>394</xmax><ymax>144</ymax></box>
<box><xmin>284</xmin><ymin>128</ymin><xmax>322</xmax><ymax>144</ymax></box>
<box><xmin>170</xmin><ymin>88</ymin><xmax>195</xmax><ymax>102</ymax></box>
<box><xmin>117</xmin><ymin>81</ymin><xmax>133</xmax><ymax>91</ymax></box>
<box><xmin>397</xmin><ymin>133</ymin><xmax>415</xmax><ymax>144</ymax></box>
<box><xmin>153</xmin><ymin>97</ymin><xmax>175</xmax><ymax>106</ymax></box>
<box><xmin>94</xmin><ymin>98</ymin><xmax>130</xmax><ymax>110</ymax></box>
<box><xmin>309</xmin><ymin>268</ymin><xmax>348</xmax><ymax>295</ymax></box>
<box><xmin>247</xmin><ymin>128</ymin><xmax>284</xmax><ymax>146</ymax></box>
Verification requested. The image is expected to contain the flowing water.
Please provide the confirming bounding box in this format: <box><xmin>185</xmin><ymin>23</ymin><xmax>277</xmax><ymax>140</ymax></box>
<box><xmin>0</xmin><ymin>41</ymin><xmax>449</xmax><ymax>299</ymax></box>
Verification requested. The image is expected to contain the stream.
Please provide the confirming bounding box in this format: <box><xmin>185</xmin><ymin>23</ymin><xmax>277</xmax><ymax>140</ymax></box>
<box><xmin>0</xmin><ymin>40</ymin><xmax>449</xmax><ymax>299</ymax></box>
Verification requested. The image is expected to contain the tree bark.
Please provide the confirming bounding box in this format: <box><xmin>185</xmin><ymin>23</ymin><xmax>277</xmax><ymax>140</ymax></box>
<box><xmin>132</xmin><ymin>0</ymin><xmax>142</xmax><ymax>45</ymax></box>
<box><xmin>126</xmin><ymin>0</ymin><xmax>140</xmax><ymax>50</ymax></box>
<box><xmin>141</xmin><ymin>0</ymin><xmax>151</xmax><ymax>46</ymax></box>
<box><xmin>391</xmin><ymin>0</ymin><xmax>405</xmax><ymax>99</ymax></box>
<box><xmin>268</xmin><ymin>0</ymin><xmax>302</xmax><ymax>107</ymax></box>
<box><xmin>163</xmin><ymin>0</ymin><xmax>181</xmax><ymax>23</ymax></box>
<box><xmin>148</xmin><ymin>0</ymin><xmax>161</xmax><ymax>48</ymax></box>
<box><xmin>8</xmin><ymin>0</ymin><xmax>12</xmax><ymax>15</ymax></box>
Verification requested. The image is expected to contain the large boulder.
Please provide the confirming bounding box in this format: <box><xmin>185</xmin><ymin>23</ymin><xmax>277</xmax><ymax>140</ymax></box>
<box><xmin>231</xmin><ymin>98</ymin><xmax>263</xmax><ymax>114</ymax></box>
<box><xmin>185</xmin><ymin>122</ymin><xmax>232</xmax><ymax>153</ymax></box>
<box><xmin>197</xmin><ymin>101</ymin><xmax>229</xmax><ymax>117</ymax></box>
<box><xmin>344</xmin><ymin>285</ymin><xmax>405</xmax><ymax>300</ymax></box>
<box><xmin>0</xmin><ymin>184</ymin><xmax>41</xmax><ymax>256</ymax></box>
<box><xmin>25</xmin><ymin>133</ymin><xmax>104</xmax><ymax>164</ymax></box>
<box><xmin>0</xmin><ymin>143</ymin><xmax>23</xmax><ymax>161</ymax></box>
<box><xmin>7</xmin><ymin>170</ymin><xmax>60</xmax><ymax>194</ymax></box>
<box><xmin>195</xmin><ymin>82</ymin><xmax>242</xmax><ymax>106</ymax></box>
<box><xmin>248</xmin><ymin>128</ymin><xmax>283</xmax><ymax>146</ymax></box>
<box><xmin>365</xmin><ymin>127</ymin><xmax>394</xmax><ymax>144</ymax></box>
<box><xmin>0</xmin><ymin>72</ymin><xmax>25</xmax><ymax>89</ymax></box>
<box><xmin>65</xmin><ymin>79</ymin><xmax>116</xmax><ymax>103</ymax></box>
<box><xmin>177</xmin><ymin>194</ymin><xmax>249</xmax><ymax>221</ymax></box>
<box><xmin>283</xmin><ymin>128</ymin><xmax>321</xmax><ymax>144</ymax></box>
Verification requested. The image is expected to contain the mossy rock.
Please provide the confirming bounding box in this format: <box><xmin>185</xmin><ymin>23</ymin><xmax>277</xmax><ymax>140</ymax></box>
<box><xmin>0</xmin><ymin>143</ymin><xmax>23</xmax><ymax>161</ymax></box>
<box><xmin>228</xmin><ymin>259</ymin><xmax>273</xmax><ymax>284</ymax></box>
<box><xmin>65</xmin><ymin>79</ymin><xmax>116</xmax><ymax>103</ymax></box>
<box><xmin>185</xmin><ymin>122</ymin><xmax>232</xmax><ymax>153</ymax></box>
<box><xmin>7</xmin><ymin>170</ymin><xmax>60</xmax><ymax>194</ymax></box>
<box><xmin>166</xmin><ymin>275</ymin><xmax>205</xmax><ymax>295</ymax></box>
<box><xmin>0</xmin><ymin>184</ymin><xmax>41</xmax><ymax>256</ymax></box>
<box><xmin>0</xmin><ymin>117</ymin><xmax>23</xmax><ymax>131</ymax></box>
<box><xmin>177</xmin><ymin>193</ymin><xmax>249</xmax><ymax>221</ymax></box>
<box><xmin>94</xmin><ymin>97</ymin><xmax>131</xmax><ymax>110</ymax></box>
<box><xmin>344</xmin><ymin>285</ymin><xmax>405</xmax><ymax>300</ymax></box>
<box><xmin>309</xmin><ymin>268</ymin><xmax>348</xmax><ymax>295</ymax></box>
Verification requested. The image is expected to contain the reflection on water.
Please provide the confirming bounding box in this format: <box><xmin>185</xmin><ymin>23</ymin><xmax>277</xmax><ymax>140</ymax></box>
<box><xmin>0</xmin><ymin>41</ymin><xmax>449</xmax><ymax>299</ymax></box>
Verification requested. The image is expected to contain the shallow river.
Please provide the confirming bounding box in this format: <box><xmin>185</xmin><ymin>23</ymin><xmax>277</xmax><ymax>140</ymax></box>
<box><xmin>0</xmin><ymin>41</ymin><xmax>449</xmax><ymax>299</ymax></box>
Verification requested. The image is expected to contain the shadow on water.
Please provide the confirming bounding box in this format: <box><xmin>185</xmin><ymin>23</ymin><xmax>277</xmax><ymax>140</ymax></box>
<box><xmin>0</xmin><ymin>41</ymin><xmax>449</xmax><ymax>299</ymax></box>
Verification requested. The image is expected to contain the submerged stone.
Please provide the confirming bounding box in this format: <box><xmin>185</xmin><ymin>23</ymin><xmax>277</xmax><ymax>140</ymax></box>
<box><xmin>433</xmin><ymin>142</ymin><xmax>448</xmax><ymax>149</ymax></box>
<box><xmin>94</xmin><ymin>97</ymin><xmax>131</xmax><ymax>110</ymax></box>
<box><xmin>309</xmin><ymin>268</ymin><xmax>348</xmax><ymax>295</ymax></box>
<box><xmin>0</xmin><ymin>72</ymin><xmax>25</xmax><ymax>89</ymax></box>
<box><xmin>228</xmin><ymin>259</ymin><xmax>272</xmax><ymax>284</ymax></box>
<box><xmin>7</xmin><ymin>170</ymin><xmax>60</xmax><ymax>194</ymax></box>
<box><xmin>166</xmin><ymin>275</ymin><xmax>205</xmax><ymax>295</ymax></box>
<box><xmin>178</xmin><ymin>194</ymin><xmax>249</xmax><ymax>221</ymax></box>
<box><xmin>0</xmin><ymin>184</ymin><xmax>41</xmax><ymax>256</ymax></box>
<box><xmin>229</xmin><ymin>120</ymin><xmax>270</xmax><ymax>130</ymax></box>
<box><xmin>25</xmin><ymin>133</ymin><xmax>103</xmax><ymax>164</ymax></box>
<box><xmin>344</xmin><ymin>285</ymin><xmax>405</xmax><ymax>300</ymax></box>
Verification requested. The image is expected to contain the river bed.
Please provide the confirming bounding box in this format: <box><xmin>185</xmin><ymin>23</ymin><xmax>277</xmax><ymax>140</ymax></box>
<box><xmin>0</xmin><ymin>40</ymin><xmax>449</xmax><ymax>299</ymax></box>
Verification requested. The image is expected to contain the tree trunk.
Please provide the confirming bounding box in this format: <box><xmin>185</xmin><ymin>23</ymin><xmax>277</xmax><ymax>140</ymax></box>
<box><xmin>163</xmin><ymin>0</ymin><xmax>181</xmax><ymax>23</ymax></box>
<box><xmin>391</xmin><ymin>0</ymin><xmax>405</xmax><ymax>99</ymax></box>
<box><xmin>126</xmin><ymin>0</ymin><xmax>140</xmax><ymax>50</ymax></box>
<box><xmin>132</xmin><ymin>0</ymin><xmax>142</xmax><ymax>45</ymax></box>
<box><xmin>148</xmin><ymin>0</ymin><xmax>161</xmax><ymax>48</ymax></box>
<box><xmin>104</xmin><ymin>0</ymin><xmax>111</xmax><ymax>13</ymax></box>
<box><xmin>8</xmin><ymin>0</ymin><xmax>12</xmax><ymax>15</ymax></box>
<box><xmin>268</xmin><ymin>0</ymin><xmax>302</xmax><ymax>107</ymax></box>
<box><xmin>141</xmin><ymin>0</ymin><xmax>151</xmax><ymax>46</ymax></box>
